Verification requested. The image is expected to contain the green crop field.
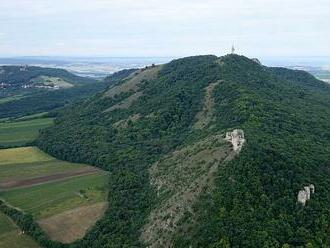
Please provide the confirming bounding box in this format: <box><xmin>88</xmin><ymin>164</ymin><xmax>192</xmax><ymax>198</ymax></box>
<box><xmin>1</xmin><ymin>172</ymin><xmax>108</xmax><ymax>218</ymax></box>
<box><xmin>0</xmin><ymin>212</ymin><xmax>40</xmax><ymax>248</ymax></box>
<box><xmin>0</xmin><ymin>146</ymin><xmax>109</xmax><ymax>244</ymax></box>
<box><xmin>0</xmin><ymin>118</ymin><xmax>53</xmax><ymax>146</ymax></box>
<box><xmin>0</xmin><ymin>147</ymin><xmax>53</xmax><ymax>165</ymax></box>
<box><xmin>0</xmin><ymin>147</ymin><xmax>92</xmax><ymax>181</ymax></box>
<box><xmin>0</xmin><ymin>147</ymin><xmax>108</xmax><ymax>219</ymax></box>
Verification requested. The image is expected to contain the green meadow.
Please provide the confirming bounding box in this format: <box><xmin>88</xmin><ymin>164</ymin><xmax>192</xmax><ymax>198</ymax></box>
<box><xmin>0</xmin><ymin>212</ymin><xmax>40</xmax><ymax>248</ymax></box>
<box><xmin>0</xmin><ymin>147</ymin><xmax>108</xmax><ymax>219</ymax></box>
<box><xmin>0</xmin><ymin>172</ymin><xmax>108</xmax><ymax>219</ymax></box>
<box><xmin>0</xmin><ymin>147</ymin><xmax>90</xmax><ymax>181</ymax></box>
<box><xmin>0</xmin><ymin>118</ymin><xmax>53</xmax><ymax>146</ymax></box>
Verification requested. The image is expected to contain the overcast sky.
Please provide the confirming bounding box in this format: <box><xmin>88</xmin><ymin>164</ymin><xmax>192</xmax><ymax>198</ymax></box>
<box><xmin>0</xmin><ymin>0</ymin><xmax>329</xmax><ymax>57</ymax></box>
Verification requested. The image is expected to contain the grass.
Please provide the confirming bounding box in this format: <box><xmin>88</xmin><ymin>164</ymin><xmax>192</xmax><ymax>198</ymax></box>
<box><xmin>0</xmin><ymin>147</ymin><xmax>53</xmax><ymax>166</ymax></box>
<box><xmin>0</xmin><ymin>159</ymin><xmax>90</xmax><ymax>182</ymax></box>
<box><xmin>31</xmin><ymin>76</ymin><xmax>73</xmax><ymax>89</ymax></box>
<box><xmin>0</xmin><ymin>212</ymin><xmax>40</xmax><ymax>248</ymax></box>
<box><xmin>0</xmin><ymin>95</ymin><xmax>25</xmax><ymax>104</ymax></box>
<box><xmin>15</xmin><ymin>112</ymin><xmax>49</xmax><ymax>121</ymax></box>
<box><xmin>0</xmin><ymin>212</ymin><xmax>16</xmax><ymax>234</ymax></box>
<box><xmin>0</xmin><ymin>147</ymin><xmax>90</xmax><ymax>181</ymax></box>
<box><xmin>0</xmin><ymin>118</ymin><xmax>53</xmax><ymax>146</ymax></box>
<box><xmin>0</xmin><ymin>147</ymin><xmax>108</xmax><ymax>219</ymax></box>
<box><xmin>0</xmin><ymin>172</ymin><xmax>108</xmax><ymax>219</ymax></box>
<box><xmin>38</xmin><ymin>202</ymin><xmax>108</xmax><ymax>243</ymax></box>
<box><xmin>0</xmin><ymin>146</ymin><xmax>108</xmax><ymax>244</ymax></box>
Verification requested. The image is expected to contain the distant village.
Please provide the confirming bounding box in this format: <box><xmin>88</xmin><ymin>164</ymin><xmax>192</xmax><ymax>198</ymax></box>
<box><xmin>0</xmin><ymin>82</ymin><xmax>60</xmax><ymax>90</ymax></box>
<box><xmin>0</xmin><ymin>65</ymin><xmax>60</xmax><ymax>90</ymax></box>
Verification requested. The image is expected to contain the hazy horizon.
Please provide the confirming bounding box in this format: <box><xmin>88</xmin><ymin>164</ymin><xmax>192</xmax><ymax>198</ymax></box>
<box><xmin>0</xmin><ymin>0</ymin><xmax>329</xmax><ymax>57</ymax></box>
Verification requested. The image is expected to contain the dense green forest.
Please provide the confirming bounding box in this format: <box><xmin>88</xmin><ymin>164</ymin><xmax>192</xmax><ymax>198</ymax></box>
<box><xmin>34</xmin><ymin>55</ymin><xmax>330</xmax><ymax>247</ymax></box>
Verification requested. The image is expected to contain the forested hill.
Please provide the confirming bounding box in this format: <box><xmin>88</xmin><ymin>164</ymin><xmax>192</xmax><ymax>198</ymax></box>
<box><xmin>0</xmin><ymin>67</ymin><xmax>135</xmax><ymax>118</ymax></box>
<box><xmin>37</xmin><ymin>54</ymin><xmax>330</xmax><ymax>247</ymax></box>
<box><xmin>0</xmin><ymin>65</ymin><xmax>96</xmax><ymax>86</ymax></box>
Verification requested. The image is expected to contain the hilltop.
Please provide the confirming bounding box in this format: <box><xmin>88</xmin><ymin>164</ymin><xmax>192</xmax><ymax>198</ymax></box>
<box><xmin>32</xmin><ymin>54</ymin><xmax>330</xmax><ymax>247</ymax></box>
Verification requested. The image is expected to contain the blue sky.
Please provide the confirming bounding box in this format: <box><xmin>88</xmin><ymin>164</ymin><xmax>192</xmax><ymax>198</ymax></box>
<box><xmin>0</xmin><ymin>0</ymin><xmax>329</xmax><ymax>57</ymax></box>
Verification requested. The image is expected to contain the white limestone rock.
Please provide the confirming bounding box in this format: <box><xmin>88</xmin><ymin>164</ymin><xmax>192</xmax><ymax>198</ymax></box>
<box><xmin>225</xmin><ymin>129</ymin><xmax>245</xmax><ymax>152</ymax></box>
<box><xmin>298</xmin><ymin>190</ymin><xmax>308</xmax><ymax>206</ymax></box>
<box><xmin>304</xmin><ymin>186</ymin><xmax>311</xmax><ymax>200</ymax></box>
<box><xmin>298</xmin><ymin>184</ymin><xmax>315</xmax><ymax>206</ymax></box>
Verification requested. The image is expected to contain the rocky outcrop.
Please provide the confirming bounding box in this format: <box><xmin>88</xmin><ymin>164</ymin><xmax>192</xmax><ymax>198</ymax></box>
<box><xmin>252</xmin><ymin>58</ymin><xmax>261</xmax><ymax>65</ymax></box>
<box><xmin>298</xmin><ymin>184</ymin><xmax>315</xmax><ymax>206</ymax></box>
<box><xmin>225</xmin><ymin>129</ymin><xmax>245</xmax><ymax>152</ymax></box>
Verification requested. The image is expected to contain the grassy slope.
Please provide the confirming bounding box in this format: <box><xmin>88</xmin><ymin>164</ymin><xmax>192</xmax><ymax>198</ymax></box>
<box><xmin>0</xmin><ymin>212</ymin><xmax>40</xmax><ymax>248</ymax></box>
<box><xmin>31</xmin><ymin>76</ymin><xmax>74</xmax><ymax>89</ymax></box>
<box><xmin>0</xmin><ymin>118</ymin><xmax>53</xmax><ymax>146</ymax></box>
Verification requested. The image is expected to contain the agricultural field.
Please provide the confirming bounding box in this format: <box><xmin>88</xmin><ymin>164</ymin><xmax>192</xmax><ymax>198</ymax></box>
<box><xmin>0</xmin><ymin>147</ymin><xmax>109</xmax><ymax>244</ymax></box>
<box><xmin>0</xmin><ymin>212</ymin><xmax>40</xmax><ymax>248</ymax></box>
<box><xmin>0</xmin><ymin>117</ymin><xmax>53</xmax><ymax>147</ymax></box>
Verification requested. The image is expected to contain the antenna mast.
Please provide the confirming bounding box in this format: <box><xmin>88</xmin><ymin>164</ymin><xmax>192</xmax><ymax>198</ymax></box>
<box><xmin>231</xmin><ymin>43</ymin><xmax>235</xmax><ymax>54</ymax></box>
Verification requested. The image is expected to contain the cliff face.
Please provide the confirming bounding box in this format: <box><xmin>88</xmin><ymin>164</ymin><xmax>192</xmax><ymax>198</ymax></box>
<box><xmin>37</xmin><ymin>54</ymin><xmax>330</xmax><ymax>247</ymax></box>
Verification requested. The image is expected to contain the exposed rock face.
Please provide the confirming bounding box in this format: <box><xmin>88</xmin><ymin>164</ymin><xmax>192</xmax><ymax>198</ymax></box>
<box><xmin>298</xmin><ymin>184</ymin><xmax>315</xmax><ymax>206</ymax></box>
<box><xmin>225</xmin><ymin>129</ymin><xmax>245</xmax><ymax>152</ymax></box>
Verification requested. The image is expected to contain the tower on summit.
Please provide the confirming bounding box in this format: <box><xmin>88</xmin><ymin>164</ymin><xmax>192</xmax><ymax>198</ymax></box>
<box><xmin>231</xmin><ymin>44</ymin><xmax>235</xmax><ymax>54</ymax></box>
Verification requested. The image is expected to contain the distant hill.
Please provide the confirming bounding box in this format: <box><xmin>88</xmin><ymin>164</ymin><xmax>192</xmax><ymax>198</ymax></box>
<box><xmin>32</xmin><ymin>55</ymin><xmax>330</xmax><ymax>247</ymax></box>
<box><xmin>0</xmin><ymin>65</ymin><xmax>96</xmax><ymax>87</ymax></box>
<box><xmin>0</xmin><ymin>67</ymin><xmax>135</xmax><ymax>119</ymax></box>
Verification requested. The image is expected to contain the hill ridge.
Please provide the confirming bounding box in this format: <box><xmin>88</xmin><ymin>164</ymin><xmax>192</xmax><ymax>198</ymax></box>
<box><xmin>36</xmin><ymin>54</ymin><xmax>330</xmax><ymax>247</ymax></box>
